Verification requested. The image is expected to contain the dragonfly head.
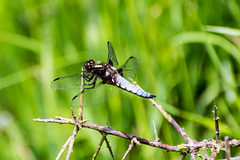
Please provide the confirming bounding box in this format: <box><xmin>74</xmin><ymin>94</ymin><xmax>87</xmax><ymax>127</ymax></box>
<box><xmin>84</xmin><ymin>59</ymin><xmax>95</xmax><ymax>71</ymax></box>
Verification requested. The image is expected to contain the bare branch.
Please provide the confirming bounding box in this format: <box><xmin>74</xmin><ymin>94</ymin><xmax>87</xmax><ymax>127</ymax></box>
<box><xmin>46</xmin><ymin>69</ymin><xmax>86</xmax><ymax>160</ymax></box>
<box><xmin>34</xmin><ymin>118</ymin><xmax>178</xmax><ymax>150</ymax></box>
<box><xmin>209</xmin><ymin>140</ymin><xmax>221</xmax><ymax>160</ymax></box>
<box><xmin>34</xmin><ymin>117</ymin><xmax>240</xmax><ymax>152</ymax></box>
<box><xmin>122</xmin><ymin>138</ymin><xmax>139</xmax><ymax>160</ymax></box>
<box><xmin>225</xmin><ymin>136</ymin><xmax>231</xmax><ymax>160</ymax></box>
<box><xmin>83</xmin><ymin>122</ymin><xmax>178</xmax><ymax>151</ymax></box>
<box><xmin>213</xmin><ymin>100</ymin><xmax>220</xmax><ymax>142</ymax></box>
<box><xmin>71</xmin><ymin>108</ymin><xmax>82</xmax><ymax>129</ymax></box>
<box><xmin>210</xmin><ymin>151</ymin><xmax>217</xmax><ymax>160</ymax></box>
<box><xmin>149</xmin><ymin>99</ymin><xmax>192</xmax><ymax>143</ymax></box>
<box><xmin>209</xmin><ymin>100</ymin><xmax>222</xmax><ymax>160</ymax></box>
<box><xmin>56</xmin><ymin>135</ymin><xmax>72</xmax><ymax>160</ymax></box>
<box><xmin>103</xmin><ymin>133</ymin><xmax>114</xmax><ymax>159</ymax></box>
<box><xmin>190</xmin><ymin>151</ymin><xmax>196</xmax><ymax>160</ymax></box>
<box><xmin>66</xmin><ymin>126</ymin><xmax>79</xmax><ymax>160</ymax></box>
<box><xmin>34</xmin><ymin>117</ymin><xmax>75</xmax><ymax>124</ymax></box>
<box><xmin>134</xmin><ymin>82</ymin><xmax>192</xmax><ymax>143</ymax></box>
<box><xmin>200</xmin><ymin>140</ymin><xmax>209</xmax><ymax>160</ymax></box>
<box><xmin>92</xmin><ymin>133</ymin><xmax>106</xmax><ymax>160</ymax></box>
<box><xmin>34</xmin><ymin>81</ymin><xmax>240</xmax><ymax>159</ymax></box>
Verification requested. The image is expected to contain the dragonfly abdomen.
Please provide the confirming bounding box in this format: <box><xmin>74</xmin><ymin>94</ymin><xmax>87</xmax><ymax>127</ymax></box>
<box><xmin>115</xmin><ymin>75</ymin><xmax>156</xmax><ymax>98</ymax></box>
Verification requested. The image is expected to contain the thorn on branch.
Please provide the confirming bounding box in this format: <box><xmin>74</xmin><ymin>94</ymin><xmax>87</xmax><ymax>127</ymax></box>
<box><xmin>122</xmin><ymin>138</ymin><xmax>140</xmax><ymax>160</ymax></box>
<box><xmin>153</xmin><ymin>120</ymin><xmax>160</xmax><ymax>142</ymax></box>
<box><xmin>105</xmin><ymin>121</ymin><xmax>109</xmax><ymax>127</ymax></box>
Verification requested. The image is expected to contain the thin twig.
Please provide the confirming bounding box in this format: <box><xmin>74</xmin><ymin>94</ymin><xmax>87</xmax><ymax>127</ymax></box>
<box><xmin>213</xmin><ymin>100</ymin><xmax>220</xmax><ymax>142</ymax></box>
<box><xmin>92</xmin><ymin>133</ymin><xmax>106</xmax><ymax>160</ymax></box>
<box><xmin>210</xmin><ymin>151</ymin><xmax>217</xmax><ymax>160</ymax></box>
<box><xmin>34</xmin><ymin>118</ymin><xmax>179</xmax><ymax>150</ymax></box>
<box><xmin>34</xmin><ymin>80</ymin><xmax>240</xmax><ymax>158</ymax></box>
<box><xmin>209</xmin><ymin>141</ymin><xmax>221</xmax><ymax>160</ymax></box>
<box><xmin>225</xmin><ymin>136</ymin><xmax>231</xmax><ymax>160</ymax></box>
<box><xmin>149</xmin><ymin>98</ymin><xmax>192</xmax><ymax>143</ymax></box>
<box><xmin>66</xmin><ymin>68</ymin><xmax>85</xmax><ymax>159</ymax></box>
<box><xmin>34</xmin><ymin>118</ymin><xmax>240</xmax><ymax>151</ymax></box>
<box><xmin>122</xmin><ymin>138</ymin><xmax>139</xmax><ymax>160</ymax></box>
<box><xmin>190</xmin><ymin>151</ymin><xmax>196</xmax><ymax>160</ymax></box>
<box><xmin>153</xmin><ymin>120</ymin><xmax>159</xmax><ymax>141</ymax></box>
<box><xmin>54</xmin><ymin>68</ymin><xmax>85</xmax><ymax>160</ymax></box>
<box><xmin>56</xmin><ymin>135</ymin><xmax>72</xmax><ymax>160</ymax></box>
<box><xmin>103</xmin><ymin>134</ymin><xmax>114</xmax><ymax>159</ymax></box>
<box><xmin>34</xmin><ymin>117</ymin><xmax>75</xmax><ymax>124</ymax></box>
<box><xmin>66</xmin><ymin>126</ymin><xmax>79</xmax><ymax>160</ymax></box>
<box><xmin>71</xmin><ymin>108</ymin><xmax>82</xmax><ymax>129</ymax></box>
<box><xmin>201</xmin><ymin>140</ymin><xmax>209</xmax><ymax>160</ymax></box>
<box><xmin>79</xmin><ymin>67</ymin><xmax>84</xmax><ymax>120</ymax></box>
<box><xmin>134</xmin><ymin>82</ymin><xmax>192</xmax><ymax>143</ymax></box>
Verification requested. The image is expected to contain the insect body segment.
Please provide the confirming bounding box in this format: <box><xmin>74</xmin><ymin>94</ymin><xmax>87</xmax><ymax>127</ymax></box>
<box><xmin>115</xmin><ymin>75</ymin><xmax>155</xmax><ymax>98</ymax></box>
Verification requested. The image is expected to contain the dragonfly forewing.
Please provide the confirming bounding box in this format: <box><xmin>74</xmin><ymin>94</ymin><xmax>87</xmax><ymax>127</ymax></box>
<box><xmin>51</xmin><ymin>74</ymin><xmax>82</xmax><ymax>90</ymax></box>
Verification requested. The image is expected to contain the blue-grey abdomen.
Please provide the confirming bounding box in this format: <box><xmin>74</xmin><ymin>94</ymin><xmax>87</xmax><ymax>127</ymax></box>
<box><xmin>115</xmin><ymin>75</ymin><xmax>155</xmax><ymax>98</ymax></box>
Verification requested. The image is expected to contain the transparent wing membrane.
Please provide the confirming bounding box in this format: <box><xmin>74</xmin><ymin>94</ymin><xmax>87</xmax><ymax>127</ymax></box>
<box><xmin>107</xmin><ymin>41</ymin><xmax>118</xmax><ymax>68</ymax></box>
<box><xmin>52</xmin><ymin>42</ymin><xmax>142</xmax><ymax>108</ymax></box>
<box><xmin>118</xmin><ymin>56</ymin><xmax>137</xmax><ymax>83</ymax></box>
<box><xmin>71</xmin><ymin>78</ymin><xmax>119</xmax><ymax>108</ymax></box>
<box><xmin>51</xmin><ymin>74</ymin><xmax>82</xmax><ymax>90</ymax></box>
<box><xmin>51</xmin><ymin>72</ymin><xmax>119</xmax><ymax>108</ymax></box>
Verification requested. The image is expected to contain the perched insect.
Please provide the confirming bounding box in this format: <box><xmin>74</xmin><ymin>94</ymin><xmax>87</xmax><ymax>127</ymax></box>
<box><xmin>51</xmin><ymin>42</ymin><xmax>156</xmax><ymax>108</ymax></box>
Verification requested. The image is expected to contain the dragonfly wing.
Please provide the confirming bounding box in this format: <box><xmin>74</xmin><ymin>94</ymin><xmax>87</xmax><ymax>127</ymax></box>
<box><xmin>107</xmin><ymin>41</ymin><xmax>118</xmax><ymax>68</ymax></box>
<box><xmin>117</xmin><ymin>56</ymin><xmax>137</xmax><ymax>83</ymax></box>
<box><xmin>51</xmin><ymin>73</ymin><xmax>82</xmax><ymax>90</ymax></box>
<box><xmin>71</xmin><ymin>78</ymin><xmax>119</xmax><ymax>108</ymax></box>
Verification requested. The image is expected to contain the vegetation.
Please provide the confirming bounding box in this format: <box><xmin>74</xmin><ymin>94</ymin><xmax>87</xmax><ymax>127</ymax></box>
<box><xmin>0</xmin><ymin>0</ymin><xmax>240</xmax><ymax>159</ymax></box>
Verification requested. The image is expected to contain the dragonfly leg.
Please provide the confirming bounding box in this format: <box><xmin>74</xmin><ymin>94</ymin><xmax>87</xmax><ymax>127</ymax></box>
<box><xmin>84</xmin><ymin>76</ymin><xmax>97</xmax><ymax>89</ymax></box>
<box><xmin>84</xmin><ymin>74</ymin><xmax>95</xmax><ymax>82</ymax></box>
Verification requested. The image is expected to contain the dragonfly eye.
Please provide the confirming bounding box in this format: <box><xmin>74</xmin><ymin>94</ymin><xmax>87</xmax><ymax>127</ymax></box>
<box><xmin>84</xmin><ymin>60</ymin><xmax>95</xmax><ymax>71</ymax></box>
<box><xmin>89</xmin><ymin>60</ymin><xmax>95</xmax><ymax>64</ymax></box>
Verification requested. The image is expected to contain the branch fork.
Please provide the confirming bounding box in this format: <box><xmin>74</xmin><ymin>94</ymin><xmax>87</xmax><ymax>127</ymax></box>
<box><xmin>34</xmin><ymin>71</ymin><xmax>240</xmax><ymax>159</ymax></box>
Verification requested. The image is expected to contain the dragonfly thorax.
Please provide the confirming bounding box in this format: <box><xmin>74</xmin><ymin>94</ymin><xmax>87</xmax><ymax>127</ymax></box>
<box><xmin>104</xmin><ymin>65</ymin><xmax>118</xmax><ymax>77</ymax></box>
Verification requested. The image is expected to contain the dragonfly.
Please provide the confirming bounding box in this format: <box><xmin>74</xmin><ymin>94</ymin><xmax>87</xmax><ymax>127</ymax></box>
<box><xmin>51</xmin><ymin>41</ymin><xmax>156</xmax><ymax>108</ymax></box>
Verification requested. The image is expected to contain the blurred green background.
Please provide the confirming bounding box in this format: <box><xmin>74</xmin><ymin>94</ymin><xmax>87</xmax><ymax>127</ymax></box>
<box><xmin>0</xmin><ymin>0</ymin><xmax>240</xmax><ymax>159</ymax></box>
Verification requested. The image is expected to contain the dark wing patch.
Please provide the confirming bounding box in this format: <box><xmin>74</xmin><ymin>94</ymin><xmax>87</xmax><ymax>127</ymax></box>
<box><xmin>107</xmin><ymin>41</ymin><xmax>119</xmax><ymax>68</ymax></box>
<box><xmin>117</xmin><ymin>56</ymin><xmax>137</xmax><ymax>83</ymax></box>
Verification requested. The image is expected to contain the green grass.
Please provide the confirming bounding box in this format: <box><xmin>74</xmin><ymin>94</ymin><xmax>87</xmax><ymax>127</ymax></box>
<box><xmin>0</xmin><ymin>0</ymin><xmax>240</xmax><ymax>159</ymax></box>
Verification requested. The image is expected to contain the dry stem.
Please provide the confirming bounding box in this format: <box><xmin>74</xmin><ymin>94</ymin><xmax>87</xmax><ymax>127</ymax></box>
<box><xmin>34</xmin><ymin>81</ymin><xmax>240</xmax><ymax>159</ymax></box>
